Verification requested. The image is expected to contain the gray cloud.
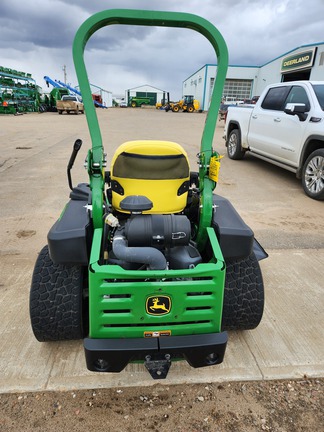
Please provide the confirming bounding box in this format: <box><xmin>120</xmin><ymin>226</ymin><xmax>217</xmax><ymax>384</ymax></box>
<box><xmin>0</xmin><ymin>0</ymin><xmax>323</xmax><ymax>98</ymax></box>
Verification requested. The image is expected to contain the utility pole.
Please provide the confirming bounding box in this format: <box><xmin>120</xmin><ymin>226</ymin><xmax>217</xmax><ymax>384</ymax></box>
<box><xmin>62</xmin><ymin>65</ymin><xmax>67</xmax><ymax>84</ymax></box>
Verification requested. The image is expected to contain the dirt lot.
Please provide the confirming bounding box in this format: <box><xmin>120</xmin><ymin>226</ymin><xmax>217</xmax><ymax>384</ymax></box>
<box><xmin>1</xmin><ymin>378</ymin><xmax>323</xmax><ymax>431</ymax></box>
<box><xmin>0</xmin><ymin>109</ymin><xmax>323</xmax><ymax>431</ymax></box>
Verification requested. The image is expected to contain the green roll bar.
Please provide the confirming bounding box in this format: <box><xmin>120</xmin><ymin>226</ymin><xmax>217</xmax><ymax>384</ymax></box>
<box><xmin>73</xmin><ymin>9</ymin><xmax>228</xmax><ymax>248</ymax></box>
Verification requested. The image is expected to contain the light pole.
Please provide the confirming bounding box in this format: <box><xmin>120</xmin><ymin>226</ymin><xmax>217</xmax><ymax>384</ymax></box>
<box><xmin>62</xmin><ymin>65</ymin><xmax>67</xmax><ymax>84</ymax></box>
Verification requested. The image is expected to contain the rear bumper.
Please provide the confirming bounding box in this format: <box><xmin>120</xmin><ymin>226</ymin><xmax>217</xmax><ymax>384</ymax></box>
<box><xmin>84</xmin><ymin>332</ymin><xmax>227</xmax><ymax>378</ymax></box>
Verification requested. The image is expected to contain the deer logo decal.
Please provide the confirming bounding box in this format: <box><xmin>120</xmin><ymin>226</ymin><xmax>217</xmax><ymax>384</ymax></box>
<box><xmin>146</xmin><ymin>296</ymin><xmax>171</xmax><ymax>315</ymax></box>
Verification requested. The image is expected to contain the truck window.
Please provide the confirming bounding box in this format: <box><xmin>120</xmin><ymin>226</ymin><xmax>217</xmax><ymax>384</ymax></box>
<box><xmin>284</xmin><ymin>86</ymin><xmax>310</xmax><ymax>111</ymax></box>
<box><xmin>261</xmin><ymin>86</ymin><xmax>291</xmax><ymax>111</ymax></box>
<box><xmin>312</xmin><ymin>84</ymin><xmax>324</xmax><ymax>110</ymax></box>
<box><xmin>63</xmin><ymin>96</ymin><xmax>78</xmax><ymax>101</ymax></box>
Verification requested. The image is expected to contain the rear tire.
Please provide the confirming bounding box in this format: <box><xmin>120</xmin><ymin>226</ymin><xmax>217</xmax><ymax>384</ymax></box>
<box><xmin>222</xmin><ymin>253</ymin><xmax>264</xmax><ymax>331</ymax></box>
<box><xmin>227</xmin><ymin>129</ymin><xmax>245</xmax><ymax>160</ymax></box>
<box><xmin>172</xmin><ymin>105</ymin><xmax>180</xmax><ymax>112</ymax></box>
<box><xmin>29</xmin><ymin>245</ymin><xmax>87</xmax><ymax>341</ymax></box>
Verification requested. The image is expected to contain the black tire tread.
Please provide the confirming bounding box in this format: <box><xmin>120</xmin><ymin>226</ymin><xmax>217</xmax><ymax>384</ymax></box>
<box><xmin>29</xmin><ymin>245</ymin><xmax>84</xmax><ymax>342</ymax></box>
<box><xmin>222</xmin><ymin>253</ymin><xmax>264</xmax><ymax>331</ymax></box>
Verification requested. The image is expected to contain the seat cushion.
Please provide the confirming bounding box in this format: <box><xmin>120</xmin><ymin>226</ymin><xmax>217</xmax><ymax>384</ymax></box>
<box><xmin>110</xmin><ymin>140</ymin><xmax>190</xmax><ymax>214</ymax></box>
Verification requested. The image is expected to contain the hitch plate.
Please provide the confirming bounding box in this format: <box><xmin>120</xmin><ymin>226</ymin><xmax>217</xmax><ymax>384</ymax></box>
<box><xmin>144</xmin><ymin>354</ymin><xmax>171</xmax><ymax>379</ymax></box>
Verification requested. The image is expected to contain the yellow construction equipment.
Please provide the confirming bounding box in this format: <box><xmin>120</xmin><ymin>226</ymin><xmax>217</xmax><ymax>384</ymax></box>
<box><xmin>165</xmin><ymin>95</ymin><xmax>200</xmax><ymax>113</ymax></box>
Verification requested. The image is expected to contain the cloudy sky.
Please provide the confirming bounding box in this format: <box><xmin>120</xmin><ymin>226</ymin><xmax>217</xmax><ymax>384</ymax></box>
<box><xmin>0</xmin><ymin>0</ymin><xmax>323</xmax><ymax>99</ymax></box>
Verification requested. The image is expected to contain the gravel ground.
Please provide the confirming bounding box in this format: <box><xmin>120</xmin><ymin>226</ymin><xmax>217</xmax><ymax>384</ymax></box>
<box><xmin>1</xmin><ymin>378</ymin><xmax>323</xmax><ymax>431</ymax></box>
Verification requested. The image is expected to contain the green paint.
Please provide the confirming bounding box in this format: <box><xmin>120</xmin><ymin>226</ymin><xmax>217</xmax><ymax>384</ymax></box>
<box><xmin>89</xmin><ymin>228</ymin><xmax>225</xmax><ymax>338</ymax></box>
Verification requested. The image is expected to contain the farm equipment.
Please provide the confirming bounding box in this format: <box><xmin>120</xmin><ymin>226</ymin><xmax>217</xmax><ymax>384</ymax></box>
<box><xmin>165</xmin><ymin>95</ymin><xmax>200</xmax><ymax>113</ymax></box>
<box><xmin>44</xmin><ymin>76</ymin><xmax>107</xmax><ymax>109</ymax></box>
<box><xmin>29</xmin><ymin>10</ymin><xmax>267</xmax><ymax>380</ymax></box>
<box><xmin>156</xmin><ymin>92</ymin><xmax>170</xmax><ymax>109</ymax></box>
<box><xmin>0</xmin><ymin>66</ymin><xmax>41</xmax><ymax>114</ymax></box>
<box><xmin>129</xmin><ymin>96</ymin><xmax>151</xmax><ymax>107</ymax></box>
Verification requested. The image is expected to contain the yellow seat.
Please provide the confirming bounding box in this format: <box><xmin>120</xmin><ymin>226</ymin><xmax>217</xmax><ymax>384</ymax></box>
<box><xmin>110</xmin><ymin>140</ymin><xmax>190</xmax><ymax>214</ymax></box>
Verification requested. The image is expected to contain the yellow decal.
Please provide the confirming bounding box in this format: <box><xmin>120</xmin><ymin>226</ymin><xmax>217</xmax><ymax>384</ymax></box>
<box><xmin>146</xmin><ymin>296</ymin><xmax>171</xmax><ymax>315</ymax></box>
<box><xmin>209</xmin><ymin>155</ymin><xmax>223</xmax><ymax>182</ymax></box>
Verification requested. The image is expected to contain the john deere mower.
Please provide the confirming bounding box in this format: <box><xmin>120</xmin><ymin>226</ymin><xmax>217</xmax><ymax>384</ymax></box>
<box><xmin>29</xmin><ymin>10</ymin><xmax>267</xmax><ymax>379</ymax></box>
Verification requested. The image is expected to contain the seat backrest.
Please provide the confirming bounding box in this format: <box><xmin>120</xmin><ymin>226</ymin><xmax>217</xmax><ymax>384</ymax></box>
<box><xmin>110</xmin><ymin>140</ymin><xmax>190</xmax><ymax>214</ymax></box>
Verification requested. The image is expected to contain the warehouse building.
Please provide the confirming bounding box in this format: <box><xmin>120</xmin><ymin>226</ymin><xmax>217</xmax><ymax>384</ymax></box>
<box><xmin>126</xmin><ymin>84</ymin><xmax>166</xmax><ymax>106</ymax></box>
<box><xmin>183</xmin><ymin>42</ymin><xmax>324</xmax><ymax>111</ymax></box>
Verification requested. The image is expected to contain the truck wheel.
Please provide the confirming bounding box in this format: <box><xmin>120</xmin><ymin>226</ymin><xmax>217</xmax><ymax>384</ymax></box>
<box><xmin>58</xmin><ymin>110</ymin><xmax>62</xmax><ymax>115</ymax></box>
<box><xmin>227</xmin><ymin>129</ymin><xmax>245</xmax><ymax>160</ymax></box>
<box><xmin>76</xmin><ymin>106</ymin><xmax>79</xmax><ymax>115</ymax></box>
<box><xmin>131</xmin><ymin>102</ymin><xmax>137</xmax><ymax>108</ymax></box>
<box><xmin>222</xmin><ymin>253</ymin><xmax>264</xmax><ymax>331</ymax></box>
<box><xmin>187</xmin><ymin>105</ymin><xmax>194</xmax><ymax>113</ymax></box>
<box><xmin>301</xmin><ymin>149</ymin><xmax>324</xmax><ymax>200</ymax></box>
<box><xmin>172</xmin><ymin>105</ymin><xmax>180</xmax><ymax>113</ymax></box>
<box><xmin>29</xmin><ymin>245</ymin><xmax>87</xmax><ymax>341</ymax></box>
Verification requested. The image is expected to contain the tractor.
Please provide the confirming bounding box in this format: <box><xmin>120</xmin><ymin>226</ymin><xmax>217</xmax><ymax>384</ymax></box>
<box><xmin>29</xmin><ymin>9</ymin><xmax>267</xmax><ymax>380</ymax></box>
<box><xmin>129</xmin><ymin>96</ymin><xmax>151</xmax><ymax>107</ymax></box>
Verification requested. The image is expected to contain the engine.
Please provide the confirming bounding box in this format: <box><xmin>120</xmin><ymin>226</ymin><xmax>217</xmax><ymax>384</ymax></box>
<box><xmin>108</xmin><ymin>214</ymin><xmax>202</xmax><ymax>270</ymax></box>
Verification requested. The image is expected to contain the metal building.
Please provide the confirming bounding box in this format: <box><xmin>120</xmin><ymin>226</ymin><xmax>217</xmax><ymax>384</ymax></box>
<box><xmin>183</xmin><ymin>42</ymin><xmax>324</xmax><ymax>111</ymax></box>
<box><xmin>126</xmin><ymin>84</ymin><xmax>166</xmax><ymax>106</ymax></box>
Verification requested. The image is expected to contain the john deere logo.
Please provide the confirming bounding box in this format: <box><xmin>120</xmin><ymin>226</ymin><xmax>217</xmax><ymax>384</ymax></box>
<box><xmin>146</xmin><ymin>296</ymin><xmax>171</xmax><ymax>315</ymax></box>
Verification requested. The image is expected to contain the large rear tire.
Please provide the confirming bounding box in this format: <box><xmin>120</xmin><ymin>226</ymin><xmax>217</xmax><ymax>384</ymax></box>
<box><xmin>222</xmin><ymin>253</ymin><xmax>264</xmax><ymax>331</ymax></box>
<box><xmin>30</xmin><ymin>245</ymin><xmax>87</xmax><ymax>341</ymax></box>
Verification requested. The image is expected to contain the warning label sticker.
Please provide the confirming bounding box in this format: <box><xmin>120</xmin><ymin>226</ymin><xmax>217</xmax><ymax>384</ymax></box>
<box><xmin>144</xmin><ymin>330</ymin><xmax>171</xmax><ymax>338</ymax></box>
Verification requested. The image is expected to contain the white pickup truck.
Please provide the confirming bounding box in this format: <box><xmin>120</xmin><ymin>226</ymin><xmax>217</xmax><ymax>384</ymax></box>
<box><xmin>224</xmin><ymin>81</ymin><xmax>324</xmax><ymax>200</ymax></box>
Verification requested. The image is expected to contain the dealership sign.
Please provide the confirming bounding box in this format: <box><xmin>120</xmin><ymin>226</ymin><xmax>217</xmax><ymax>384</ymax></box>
<box><xmin>281</xmin><ymin>48</ymin><xmax>315</xmax><ymax>72</ymax></box>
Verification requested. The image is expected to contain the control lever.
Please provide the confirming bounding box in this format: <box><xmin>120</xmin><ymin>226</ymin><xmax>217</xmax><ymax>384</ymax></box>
<box><xmin>67</xmin><ymin>139</ymin><xmax>82</xmax><ymax>190</ymax></box>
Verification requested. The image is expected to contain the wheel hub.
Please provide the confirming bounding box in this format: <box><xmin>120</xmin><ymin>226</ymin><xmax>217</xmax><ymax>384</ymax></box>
<box><xmin>305</xmin><ymin>155</ymin><xmax>324</xmax><ymax>193</ymax></box>
<box><xmin>228</xmin><ymin>135</ymin><xmax>236</xmax><ymax>155</ymax></box>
